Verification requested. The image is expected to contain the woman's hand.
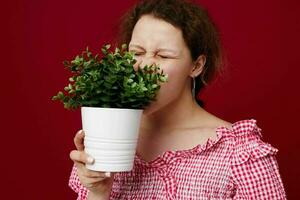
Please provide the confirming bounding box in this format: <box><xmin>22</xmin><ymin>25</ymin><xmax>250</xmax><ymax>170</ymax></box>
<box><xmin>69</xmin><ymin>130</ymin><xmax>115</xmax><ymax>199</ymax></box>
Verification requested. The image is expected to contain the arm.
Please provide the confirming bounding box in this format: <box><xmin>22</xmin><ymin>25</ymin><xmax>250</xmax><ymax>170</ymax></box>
<box><xmin>230</xmin><ymin>152</ymin><xmax>287</xmax><ymax>199</ymax></box>
<box><xmin>69</xmin><ymin>163</ymin><xmax>113</xmax><ymax>200</ymax></box>
<box><xmin>68</xmin><ymin>164</ymin><xmax>89</xmax><ymax>200</ymax></box>
<box><xmin>228</xmin><ymin>119</ymin><xmax>287</xmax><ymax>199</ymax></box>
<box><xmin>68</xmin><ymin>130</ymin><xmax>115</xmax><ymax>200</ymax></box>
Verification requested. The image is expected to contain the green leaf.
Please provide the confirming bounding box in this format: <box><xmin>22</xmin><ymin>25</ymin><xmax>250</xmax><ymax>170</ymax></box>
<box><xmin>99</xmin><ymin>95</ymin><xmax>110</xmax><ymax>102</ymax></box>
<box><xmin>51</xmin><ymin>42</ymin><xmax>168</xmax><ymax>110</ymax></box>
<box><xmin>131</xmin><ymin>82</ymin><xmax>137</xmax><ymax>88</ymax></box>
<box><xmin>105</xmin><ymin>44</ymin><xmax>111</xmax><ymax>49</ymax></box>
<box><xmin>151</xmin><ymin>84</ymin><xmax>158</xmax><ymax>89</ymax></box>
<box><xmin>115</xmin><ymin>47</ymin><xmax>120</xmax><ymax>54</ymax></box>
<box><xmin>121</xmin><ymin>43</ymin><xmax>127</xmax><ymax>50</ymax></box>
<box><xmin>142</xmin><ymin>86</ymin><xmax>148</xmax><ymax>91</ymax></box>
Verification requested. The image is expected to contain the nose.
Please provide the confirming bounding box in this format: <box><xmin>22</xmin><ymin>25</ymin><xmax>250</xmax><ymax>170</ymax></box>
<box><xmin>141</xmin><ymin>54</ymin><xmax>157</xmax><ymax>68</ymax></box>
<box><xmin>133</xmin><ymin>59</ymin><xmax>142</xmax><ymax>72</ymax></box>
<box><xmin>133</xmin><ymin>54</ymin><xmax>157</xmax><ymax>72</ymax></box>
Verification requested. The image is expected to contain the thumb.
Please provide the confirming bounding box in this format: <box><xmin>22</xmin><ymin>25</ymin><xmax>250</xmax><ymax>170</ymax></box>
<box><xmin>74</xmin><ymin>130</ymin><xmax>85</xmax><ymax>151</ymax></box>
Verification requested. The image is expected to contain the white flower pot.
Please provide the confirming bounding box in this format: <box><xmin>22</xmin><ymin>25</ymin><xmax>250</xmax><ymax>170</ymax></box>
<box><xmin>81</xmin><ymin>106</ymin><xmax>143</xmax><ymax>172</ymax></box>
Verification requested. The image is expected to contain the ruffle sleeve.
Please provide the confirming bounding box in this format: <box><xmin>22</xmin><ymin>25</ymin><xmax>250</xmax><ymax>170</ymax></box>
<box><xmin>229</xmin><ymin>119</ymin><xmax>279</xmax><ymax>166</ymax></box>
<box><xmin>229</xmin><ymin>119</ymin><xmax>287</xmax><ymax>199</ymax></box>
<box><xmin>68</xmin><ymin>164</ymin><xmax>89</xmax><ymax>200</ymax></box>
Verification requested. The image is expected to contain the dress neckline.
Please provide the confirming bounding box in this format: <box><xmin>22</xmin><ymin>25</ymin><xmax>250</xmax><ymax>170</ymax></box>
<box><xmin>134</xmin><ymin>119</ymin><xmax>244</xmax><ymax>167</ymax></box>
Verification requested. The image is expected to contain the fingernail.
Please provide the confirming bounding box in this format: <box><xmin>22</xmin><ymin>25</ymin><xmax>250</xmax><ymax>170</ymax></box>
<box><xmin>105</xmin><ymin>172</ymin><xmax>111</xmax><ymax>177</ymax></box>
<box><xmin>87</xmin><ymin>156</ymin><xmax>94</xmax><ymax>164</ymax></box>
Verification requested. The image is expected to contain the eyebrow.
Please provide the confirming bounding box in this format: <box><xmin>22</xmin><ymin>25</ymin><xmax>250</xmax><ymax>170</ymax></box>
<box><xmin>129</xmin><ymin>44</ymin><xmax>179</xmax><ymax>55</ymax></box>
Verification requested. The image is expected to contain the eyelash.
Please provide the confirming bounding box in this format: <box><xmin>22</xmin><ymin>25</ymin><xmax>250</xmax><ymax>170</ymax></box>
<box><xmin>134</xmin><ymin>53</ymin><xmax>169</xmax><ymax>59</ymax></box>
<box><xmin>158</xmin><ymin>55</ymin><xmax>169</xmax><ymax>59</ymax></box>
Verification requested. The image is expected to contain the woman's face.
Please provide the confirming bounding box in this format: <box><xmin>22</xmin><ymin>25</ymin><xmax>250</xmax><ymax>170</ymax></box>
<box><xmin>128</xmin><ymin>14</ymin><xmax>195</xmax><ymax>115</ymax></box>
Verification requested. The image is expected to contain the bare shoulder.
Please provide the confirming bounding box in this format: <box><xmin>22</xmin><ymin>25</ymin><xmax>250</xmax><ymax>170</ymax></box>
<box><xmin>212</xmin><ymin>118</ymin><xmax>233</xmax><ymax>130</ymax></box>
<box><xmin>193</xmin><ymin>109</ymin><xmax>233</xmax><ymax>133</ymax></box>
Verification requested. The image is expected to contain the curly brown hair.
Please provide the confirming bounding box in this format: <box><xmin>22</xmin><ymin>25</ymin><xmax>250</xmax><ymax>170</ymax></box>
<box><xmin>113</xmin><ymin>0</ymin><xmax>226</xmax><ymax>107</ymax></box>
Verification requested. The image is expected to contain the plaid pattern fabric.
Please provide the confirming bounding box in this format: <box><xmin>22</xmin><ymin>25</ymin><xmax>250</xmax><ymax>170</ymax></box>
<box><xmin>68</xmin><ymin>119</ymin><xmax>287</xmax><ymax>199</ymax></box>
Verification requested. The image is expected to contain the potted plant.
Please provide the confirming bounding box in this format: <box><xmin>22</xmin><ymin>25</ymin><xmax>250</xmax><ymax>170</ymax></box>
<box><xmin>52</xmin><ymin>43</ymin><xmax>168</xmax><ymax>172</ymax></box>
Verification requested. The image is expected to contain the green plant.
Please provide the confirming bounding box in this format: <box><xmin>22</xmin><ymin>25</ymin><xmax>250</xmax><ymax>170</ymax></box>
<box><xmin>52</xmin><ymin>43</ymin><xmax>168</xmax><ymax>110</ymax></box>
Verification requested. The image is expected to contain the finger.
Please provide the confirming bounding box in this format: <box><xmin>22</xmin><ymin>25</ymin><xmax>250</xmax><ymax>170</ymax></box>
<box><xmin>78</xmin><ymin>170</ymin><xmax>110</xmax><ymax>178</ymax></box>
<box><xmin>78</xmin><ymin>176</ymin><xmax>106</xmax><ymax>189</ymax></box>
<box><xmin>82</xmin><ymin>176</ymin><xmax>108</xmax><ymax>185</ymax></box>
<box><xmin>75</xmin><ymin>160</ymin><xmax>112</xmax><ymax>178</ymax></box>
<box><xmin>85</xmin><ymin>176</ymin><xmax>107</xmax><ymax>185</ymax></box>
<box><xmin>74</xmin><ymin>130</ymin><xmax>85</xmax><ymax>151</ymax></box>
<box><xmin>69</xmin><ymin>150</ymin><xmax>94</xmax><ymax>164</ymax></box>
<box><xmin>82</xmin><ymin>168</ymin><xmax>112</xmax><ymax>178</ymax></box>
<box><xmin>73</xmin><ymin>160</ymin><xmax>85</xmax><ymax>171</ymax></box>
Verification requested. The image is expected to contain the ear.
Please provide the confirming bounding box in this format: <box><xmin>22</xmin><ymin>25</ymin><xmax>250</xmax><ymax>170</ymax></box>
<box><xmin>190</xmin><ymin>54</ymin><xmax>206</xmax><ymax>78</ymax></box>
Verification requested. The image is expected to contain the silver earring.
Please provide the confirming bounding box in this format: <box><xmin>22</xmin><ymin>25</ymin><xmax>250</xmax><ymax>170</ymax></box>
<box><xmin>192</xmin><ymin>77</ymin><xmax>196</xmax><ymax>98</ymax></box>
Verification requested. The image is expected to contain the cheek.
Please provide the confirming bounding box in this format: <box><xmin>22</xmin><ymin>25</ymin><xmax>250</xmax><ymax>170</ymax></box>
<box><xmin>157</xmin><ymin>62</ymin><xmax>188</xmax><ymax>97</ymax></box>
<box><xmin>143</xmin><ymin>61</ymin><xmax>190</xmax><ymax>114</ymax></box>
<box><xmin>161</xmin><ymin>61</ymin><xmax>189</xmax><ymax>87</ymax></box>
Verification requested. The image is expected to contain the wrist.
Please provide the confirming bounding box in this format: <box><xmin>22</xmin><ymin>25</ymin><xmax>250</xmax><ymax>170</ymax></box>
<box><xmin>87</xmin><ymin>190</ymin><xmax>110</xmax><ymax>200</ymax></box>
<box><xmin>87</xmin><ymin>193</ymin><xmax>106</xmax><ymax>200</ymax></box>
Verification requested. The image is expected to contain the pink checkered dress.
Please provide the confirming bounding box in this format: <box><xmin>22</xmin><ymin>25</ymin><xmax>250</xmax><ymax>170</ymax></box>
<box><xmin>68</xmin><ymin>119</ymin><xmax>287</xmax><ymax>199</ymax></box>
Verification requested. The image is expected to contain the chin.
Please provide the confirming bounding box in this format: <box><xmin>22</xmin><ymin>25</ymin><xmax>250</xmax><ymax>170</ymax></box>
<box><xmin>142</xmin><ymin>99</ymin><xmax>161</xmax><ymax>116</ymax></box>
<box><xmin>142</xmin><ymin>103</ymin><xmax>155</xmax><ymax>116</ymax></box>
<box><xmin>142</xmin><ymin>97</ymin><xmax>172</xmax><ymax>116</ymax></box>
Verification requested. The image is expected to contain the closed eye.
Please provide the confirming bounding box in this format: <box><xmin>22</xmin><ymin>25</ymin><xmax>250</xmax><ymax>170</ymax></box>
<box><xmin>158</xmin><ymin>55</ymin><xmax>169</xmax><ymax>59</ymax></box>
<box><xmin>131</xmin><ymin>52</ymin><xmax>170</xmax><ymax>59</ymax></box>
<box><xmin>132</xmin><ymin>52</ymin><xmax>143</xmax><ymax>56</ymax></box>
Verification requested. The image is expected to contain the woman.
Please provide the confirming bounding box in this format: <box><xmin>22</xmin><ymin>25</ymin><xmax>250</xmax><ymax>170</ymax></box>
<box><xmin>69</xmin><ymin>0</ymin><xmax>287</xmax><ymax>199</ymax></box>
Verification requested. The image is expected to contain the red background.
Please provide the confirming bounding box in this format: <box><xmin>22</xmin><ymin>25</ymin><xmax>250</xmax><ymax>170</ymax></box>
<box><xmin>2</xmin><ymin>0</ymin><xmax>299</xmax><ymax>199</ymax></box>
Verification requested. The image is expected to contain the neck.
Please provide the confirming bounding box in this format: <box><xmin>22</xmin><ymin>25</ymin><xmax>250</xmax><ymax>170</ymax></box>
<box><xmin>140</xmin><ymin>83</ymin><xmax>205</xmax><ymax>135</ymax></box>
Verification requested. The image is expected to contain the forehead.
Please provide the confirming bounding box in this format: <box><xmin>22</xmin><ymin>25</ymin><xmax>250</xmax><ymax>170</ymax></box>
<box><xmin>130</xmin><ymin>15</ymin><xmax>184</xmax><ymax>48</ymax></box>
